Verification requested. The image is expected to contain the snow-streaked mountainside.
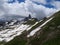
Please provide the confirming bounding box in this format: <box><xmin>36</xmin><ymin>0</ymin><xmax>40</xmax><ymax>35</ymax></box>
<box><xmin>27</xmin><ymin>17</ymin><xmax>53</xmax><ymax>37</ymax></box>
<box><xmin>0</xmin><ymin>11</ymin><xmax>60</xmax><ymax>45</ymax></box>
<box><xmin>0</xmin><ymin>24</ymin><xmax>30</xmax><ymax>42</ymax></box>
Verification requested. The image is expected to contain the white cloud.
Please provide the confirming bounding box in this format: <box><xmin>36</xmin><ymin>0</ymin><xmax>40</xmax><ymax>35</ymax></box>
<box><xmin>51</xmin><ymin>1</ymin><xmax>60</xmax><ymax>10</ymax></box>
<box><xmin>30</xmin><ymin>0</ymin><xmax>46</xmax><ymax>4</ymax></box>
<box><xmin>6</xmin><ymin>0</ymin><xmax>30</xmax><ymax>16</ymax></box>
<box><xmin>0</xmin><ymin>0</ymin><xmax>6</xmax><ymax>17</ymax></box>
<box><xmin>25</xmin><ymin>0</ymin><xmax>57</xmax><ymax>19</ymax></box>
<box><xmin>44</xmin><ymin>8</ymin><xmax>57</xmax><ymax>17</ymax></box>
<box><xmin>3</xmin><ymin>2</ymin><xmax>29</xmax><ymax>16</ymax></box>
<box><xmin>0</xmin><ymin>0</ymin><xmax>59</xmax><ymax>20</ymax></box>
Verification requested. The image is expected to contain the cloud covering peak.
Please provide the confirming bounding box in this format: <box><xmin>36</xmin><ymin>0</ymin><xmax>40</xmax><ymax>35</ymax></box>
<box><xmin>0</xmin><ymin>0</ymin><xmax>60</xmax><ymax>20</ymax></box>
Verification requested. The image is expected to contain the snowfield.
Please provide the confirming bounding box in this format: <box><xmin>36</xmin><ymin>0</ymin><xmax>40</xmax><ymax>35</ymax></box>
<box><xmin>0</xmin><ymin>24</ymin><xmax>30</xmax><ymax>42</ymax></box>
<box><xmin>27</xmin><ymin>17</ymin><xmax>53</xmax><ymax>37</ymax></box>
<box><xmin>0</xmin><ymin>17</ymin><xmax>53</xmax><ymax>42</ymax></box>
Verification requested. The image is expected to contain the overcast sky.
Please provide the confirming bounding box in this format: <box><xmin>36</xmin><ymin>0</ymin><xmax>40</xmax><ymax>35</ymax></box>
<box><xmin>0</xmin><ymin>0</ymin><xmax>60</xmax><ymax>20</ymax></box>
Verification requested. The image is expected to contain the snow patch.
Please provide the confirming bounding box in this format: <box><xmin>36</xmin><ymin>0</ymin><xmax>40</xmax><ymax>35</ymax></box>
<box><xmin>0</xmin><ymin>24</ymin><xmax>30</xmax><ymax>42</ymax></box>
<box><xmin>27</xmin><ymin>22</ymin><xmax>39</xmax><ymax>31</ymax></box>
<box><xmin>27</xmin><ymin>17</ymin><xmax>53</xmax><ymax>37</ymax></box>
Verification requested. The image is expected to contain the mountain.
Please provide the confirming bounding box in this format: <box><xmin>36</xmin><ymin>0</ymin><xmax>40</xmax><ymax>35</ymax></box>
<box><xmin>29</xmin><ymin>11</ymin><xmax>60</xmax><ymax>45</ymax></box>
<box><xmin>0</xmin><ymin>11</ymin><xmax>60</xmax><ymax>45</ymax></box>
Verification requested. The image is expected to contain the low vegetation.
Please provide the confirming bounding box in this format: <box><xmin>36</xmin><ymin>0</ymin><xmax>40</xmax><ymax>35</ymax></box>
<box><xmin>0</xmin><ymin>11</ymin><xmax>60</xmax><ymax>45</ymax></box>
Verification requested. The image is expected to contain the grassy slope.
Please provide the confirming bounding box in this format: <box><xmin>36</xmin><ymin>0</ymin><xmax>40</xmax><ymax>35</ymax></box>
<box><xmin>4</xmin><ymin>18</ymin><xmax>47</xmax><ymax>45</ymax></box>
<box><xmin>42</xmin><ymin>11</ymin><xmax>60</xmax><ymax>45</ymax></box>
<box><xmin>4</xmin><ymin>11</ymin><xmax>60</xmax><ymax>45</ymax></box>
<box><xmin>4</xmin><ymin>19</ymin><xmax>38</xmax><ymax>45</ymax></box>
<box><xmin>4</xmin><ymin>31</ymin><xmax>28</xmax><ymax>45</ymax></box>
<box><xmin>29</xmin><ymin>11</ymin><xmax>60</xmax><ymax>45</ymax></box>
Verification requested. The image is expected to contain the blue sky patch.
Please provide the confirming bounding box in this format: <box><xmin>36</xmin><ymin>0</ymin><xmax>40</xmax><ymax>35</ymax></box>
<box><xmin>46</xmin><ymin>0</ymin><xmax>52</xmax><ymax>2</ymax></box>
<box><xmin>55</xmin><ymin>0</ymin><xmax>60</xmax><ymax>1</ymax></box>
<box><xmin>8</xmin><ymin>0</ymin><xmax>25</xmax><ymax>3</ymax></box>
<box><xmin>32</xmin><ymin>0</ymin><xmax>55</xmax><ymax>8</ymax></box>
<box><xmin>18</xmin><ymin>0</ymin><xmax>25</xmax><ymax>3</ymax></box>
<box><xmin>8</xmin><ymin>0</ymin><xmax>57</xmax><ymax>9</ymax></box>
<box><xmin>44</xmin><ymin>4</ymin><xmax>55</xmax><ymax>8</ymax></box>
<box><xmin>8</xmin><ymin>0</ymin><xmax>15</xmax><ymax>3</ymax></box>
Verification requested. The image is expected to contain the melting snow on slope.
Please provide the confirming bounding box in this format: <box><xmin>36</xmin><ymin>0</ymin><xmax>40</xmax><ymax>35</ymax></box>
<box><xmin>27</xmin><ymin>20</ymin><xmax>43</xmax><ymax>31</ymax></box>
<box><xmin>0</xmin><ymin>24</ymin><xmax>30</xmax><ymax>42</ymax></box>
<box><xmin>27</xmin><ymin>22</ymin><xmax>39</xmax><ymax>31</ymax></box>
<box><xmin>27</xmin><ymin>17</ymin><xmax>53</xmax><ymax>37</ymax></box>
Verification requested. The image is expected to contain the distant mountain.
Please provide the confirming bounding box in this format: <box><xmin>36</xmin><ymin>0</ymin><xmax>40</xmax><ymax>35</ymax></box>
<box><xmin>0</xmin><ymin>11</ymin><xmax>60</xmax><ymax>45</ymax></box>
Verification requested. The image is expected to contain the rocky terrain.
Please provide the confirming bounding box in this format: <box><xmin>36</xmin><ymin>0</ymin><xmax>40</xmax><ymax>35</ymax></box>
<box><xmin>0</xmin><ymin>11</ymin><xmax>60</xmax><ymax>45</ymax></box>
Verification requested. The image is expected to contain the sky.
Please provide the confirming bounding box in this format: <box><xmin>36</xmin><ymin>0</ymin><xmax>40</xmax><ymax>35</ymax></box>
<box><xmin>0</xmin><ymin>0</ymin><xmax>60</xmax><ymax>20</ymax></box>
